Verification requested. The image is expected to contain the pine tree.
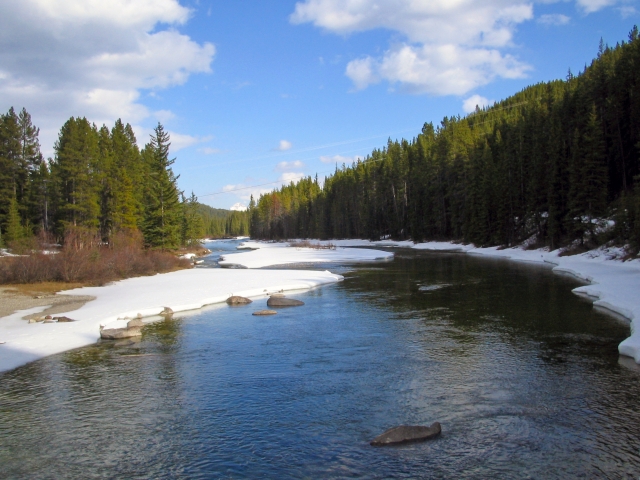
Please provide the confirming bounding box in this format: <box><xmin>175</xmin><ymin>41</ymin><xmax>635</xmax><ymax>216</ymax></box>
<box><xmin>567</xmin><ymin>106</ymin><xmax>608</xmax><ymax>243</ymax></box>
<box><xmin>0</xmin><ymin>108</ymin><xmax>22</xmax><ymax>233</ymax></box>
<box><xmin>142</xmin><ymin>123</ymin><xmax>182</xmax><ymax>250</ymax></box>
<box><xmin>50</xmin><ymin>117</ymin><xmax>101</xmax><ymax>237</ymax></box>
<box><xmin>5</xmin><ymin>196</ymin><xmax>25</xmax><ymax>243</ymax></box>
<box><xmin>182</xmin><ymin>192</ymin><xmax>205</xmax><ymax>245</ymax></box>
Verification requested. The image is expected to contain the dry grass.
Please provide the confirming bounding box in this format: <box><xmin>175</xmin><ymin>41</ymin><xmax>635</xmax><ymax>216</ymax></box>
<box><xmin>289</xmin><ymin>240</ymin><xmax>336</xmax><ymax>250</ymax></box>
<box><xmin>2</xmin><ymin>282</ymin><xmax>86</xmax><ymax>296</ymax></box>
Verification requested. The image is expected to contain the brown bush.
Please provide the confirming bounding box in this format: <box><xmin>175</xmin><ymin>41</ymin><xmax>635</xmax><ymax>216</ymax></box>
<box><xmin>0</xmin><ymin>230</ymin><xmax>191</xmax><ymax>286</ymax></box>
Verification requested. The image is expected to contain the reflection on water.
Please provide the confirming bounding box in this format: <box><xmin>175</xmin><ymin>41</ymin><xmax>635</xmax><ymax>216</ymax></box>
<box><xmin>1</xmin><ymin>250</ymin><xmax>640</xmax><ymax>479</ymax></box>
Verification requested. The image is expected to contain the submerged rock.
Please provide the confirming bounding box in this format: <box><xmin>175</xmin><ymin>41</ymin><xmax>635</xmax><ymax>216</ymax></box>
<box><xmin>253</xmin><ymin>310</ymin><xmax>278</xmax><ymax>316</ymax></box>
<box><xmin>370</xmin><ymin>422</ymin><xmax>441</xmax><ymax>446</ymax></box>
<box><xmin>100</xmin><ymin>326</ymin><xmax>143</xmax><ymax>340</ymax></box>
<box><xmin>227</xmin><ymin>295</ymin><xmax>253</xmax><ymax>305</ymax></box>
<box><xmin>100</xmin><ymin>319</ymin><xmax>144</xmax><ymax>340</ymax></box>
<box><xmin>267</xmin><ymin>297</ymin><xmax>304</xmax><ymax>307</ymax></box>
<box><xmin>114</xmin><ymin>338</ymin><xmax>140</xmax><ymax>347</ymax></box>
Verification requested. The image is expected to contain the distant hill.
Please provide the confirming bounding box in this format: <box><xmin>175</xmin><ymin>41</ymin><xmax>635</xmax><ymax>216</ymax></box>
<box><xmin>196</xmin><ymin>203</ymin><xmax>233</xmax><ymax>220</ymax></box>
<box><xmin>197</xmin><ymin>203</ymin><xmax>249</xmax><ymax>238</ymax></box>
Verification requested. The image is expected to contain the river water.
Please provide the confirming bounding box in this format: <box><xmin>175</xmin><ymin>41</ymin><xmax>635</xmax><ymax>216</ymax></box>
<box><xmin>1</xmin><ymin>242</ymin><xmax>640</xmax><ymax>479</ymax></box>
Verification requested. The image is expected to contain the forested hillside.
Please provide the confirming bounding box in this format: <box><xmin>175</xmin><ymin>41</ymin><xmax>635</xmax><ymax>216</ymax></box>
<box><xmin>0</xmin><ymin>113</ymin><xmax>205</xmax><ymax>250</ymax></box>
<box><xmin>197</xmin><ymin>203</ymin><xmax>250</xmax><ymax>238</ymax></box>
<box><xmin>251</xmin><ymin>28</ymin><xmax>640</xmax><ymax>251</ymax></box>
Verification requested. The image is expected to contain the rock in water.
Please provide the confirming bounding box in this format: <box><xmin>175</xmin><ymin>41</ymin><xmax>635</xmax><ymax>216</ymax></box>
<box><xmin>267</xmin><ymin>297</ymin><xmax>304</xmax><ymax>307</ymax></box>
<box><xmin>226</xmin><ymin>295</ymin><xmax>253</xmax><ymax>305</ymax></box>
<box><xmin>127</xmin><ymin>318</ymin><xmax>144</xmax><ymax>328</ymax></box>
<box><xmin>253</xmin><ymin>310</ymin><xmax>278</xmax><ymax>316</ymax></box>
<box><xmin>100</xmin><ymin>326</ymin><xmax>143</xmax><ymax>340</ymax></box>
<box><xmin>370</xmin><ymin>422</ymin><xmax>441</xmax><ymax>446</ymax></box>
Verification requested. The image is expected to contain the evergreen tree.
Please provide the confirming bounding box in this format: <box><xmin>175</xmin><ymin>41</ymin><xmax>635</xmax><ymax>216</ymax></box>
<box><xmin>0</xmin><ymin>108</ymin><xmax>22</xmax><ymax>233</ymax></box>
<box><xmin>50</xmin><ymin>117</ymin><xmax>101</xmax><ymax>237</ymax></box>
<box><xmin>182</xmin><ymin>192</ymin><xmax>205</xmax><ymax>245</ymax></box>
<box><xmin>5</xmin><ymin>196</ymin><xmax>25</xmax><ymax>243</ymax></box>
<box><xmin>142</xmin><ymin>123</ymin><xmax>182</xmax><ymax>250</ymax></box>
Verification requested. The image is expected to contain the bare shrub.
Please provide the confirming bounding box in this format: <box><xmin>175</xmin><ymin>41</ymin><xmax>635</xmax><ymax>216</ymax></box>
<box><xmin>0</xmin><ymin>229</ymin><xmax>191</xmax><ymax>286</ymax></box>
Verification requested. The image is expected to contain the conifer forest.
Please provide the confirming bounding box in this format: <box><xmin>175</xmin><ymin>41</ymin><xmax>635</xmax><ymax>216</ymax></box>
<box><xmin>0</xmin><ymin>115</ymin><xmax>248</xmax><ymax>250</ymax></box>
<box><xmin>250</xmin><ymin>28</ymin><xmax>640</xmax><ymax>252</ymax></box>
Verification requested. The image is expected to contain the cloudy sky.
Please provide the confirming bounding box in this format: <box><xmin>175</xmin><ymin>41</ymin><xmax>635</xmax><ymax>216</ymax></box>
<box><xmin>0</xmin><ymin>0</ymin><xmax>636</xmax><ymax>210</ymax></box>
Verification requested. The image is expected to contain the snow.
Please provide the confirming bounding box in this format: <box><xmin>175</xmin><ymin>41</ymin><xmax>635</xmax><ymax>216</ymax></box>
<box><xmin>219</xmin><ymin>242</ymin><xmax>394</xmax><ymax>268</ymax></box>
<box><xmin>0</xmin><ymin>268</ymin><xmax>343</xmax><ymax>373</ymax></box>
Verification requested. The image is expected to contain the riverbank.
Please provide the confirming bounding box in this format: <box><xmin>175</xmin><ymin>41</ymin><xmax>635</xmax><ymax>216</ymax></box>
<box><xmin>0</xmin><ymin>269</ymin><xmax>343</xmax><ymax>373</ymax></box>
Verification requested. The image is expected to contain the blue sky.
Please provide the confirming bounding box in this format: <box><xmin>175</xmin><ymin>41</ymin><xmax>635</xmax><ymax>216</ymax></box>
<box><xmin>0</xmin><ymin>0</ymin><xmax>637</xmax><ymax>209</ymax></box>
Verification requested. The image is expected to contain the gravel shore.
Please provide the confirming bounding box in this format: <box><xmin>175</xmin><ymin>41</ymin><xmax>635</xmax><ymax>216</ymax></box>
<box><xmin>0</xmin><ymin>287</ymin><xmax>95</xmax><ymax>320</ymax></box>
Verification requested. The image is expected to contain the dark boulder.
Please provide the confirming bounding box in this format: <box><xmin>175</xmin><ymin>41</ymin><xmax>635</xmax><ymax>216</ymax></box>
<box><xmin>370</xmin><ymin>422</ymin><xmax>441</xmax><ymax>446</ymax></box>
<box><xmin>54</xmin><ymin>316</ymin><xmax>75</xmax><ymax>323</ymax></box>
<box><xmin>267</xmin><ymin>297</ymin><xmax>304</xmax><ymax>307</ymax></box>
<box><xmin>227</xmin><ymin>295</ymin><xmax>253</xmax><ymax>305</ymax></box>
<box><xmin>253</xmin><ymin>310</ymin><xmax>278</xmax><ymax>316</ymax></box>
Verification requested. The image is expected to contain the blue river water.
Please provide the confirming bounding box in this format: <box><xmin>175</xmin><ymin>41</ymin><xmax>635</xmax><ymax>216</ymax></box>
<box><xmin>1</xmin><ymin>240</ymin><xmax>640</xmax><ymax>479</ymax></box>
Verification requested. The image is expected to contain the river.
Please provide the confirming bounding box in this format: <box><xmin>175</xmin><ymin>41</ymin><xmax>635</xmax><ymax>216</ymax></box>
<box><xmin>1</xmin><ymin>242</ymin><xmax>639</xmax><ymax>478</ymax></box>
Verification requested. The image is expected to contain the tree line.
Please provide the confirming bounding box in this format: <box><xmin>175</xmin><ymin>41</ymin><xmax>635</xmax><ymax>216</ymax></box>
<box><xmin>250</xmin><ymin>27</ymin><xmax>640</xmax><ymax>251</ymax></box>
<box><xmin>0</xmin><ymin>112</ymin><xmax>207</xmax><ymax>250</ymax></box>
<box><xmin>197</xmin><ymin>203</ymin><xmax>250</xmax><ymax>238</ymax></box>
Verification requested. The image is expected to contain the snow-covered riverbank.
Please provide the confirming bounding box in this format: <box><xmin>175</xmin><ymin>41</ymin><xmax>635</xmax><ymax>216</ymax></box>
<box><xmin>0</xmin><ymin>269</ymin><xmax>343</xmax><ymax>373</ymax></box>
<box><xmin>219</xmin><ymin>241</ymin><xmax>394</xmax><ymax>268</ymax></box>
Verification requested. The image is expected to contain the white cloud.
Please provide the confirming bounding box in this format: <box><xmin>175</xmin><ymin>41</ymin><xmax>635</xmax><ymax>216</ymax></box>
<box><xmin>348</xmin><ymin>43</ymin><xmax>529</xmax><ymax>95</ymax></box>
<box><xmin>276</xmin><ymin>160</ymin><xmax>305</xmax><ymax>171</ymax></box>
<box><xmin>537</xmin><ymin>13</ymin><xmax>571</xmax><ymax>25</ymax></box>
<box><xmin>274</xmin><ymin>140</ymin><xmax>293</xmax><ymax>151</ymax></box>
<box><xmin>463</xmin><ymin>94</ymin><xmax>494</xmax><ymax>113</ymax></box>
<box><xmin>576</xmin><ymin>0</ymin><xmax>619</xmax><ymax>13</ymax></box>
<box><xmin>320</xmin><ymin>154</ymin><xmax>364</xmax><ymax>164</ymax></box>
<box><xmin>223</xmin><ymin>184</ymin><xmax>239</xmax><ymax>192</ymax></box>
<box><xmin>0</xmin><ymin>0</ymin><xmax>215</xmax><ymax>154</ymax></box>
<box><xmin>292</xmin><ymin>0</ymin><xmax>535</xmax><ymax>95</ymax></box>
<box><xmin>165</xmin><ymin>132</ymin><xmax>211</xmax><ymax>152</ymax></box>
<box><xmin>291</xmin><ymin>0</ymin><xmax>532</xmax><ymax>46</ymax></box>
<box><xmin>619</xmin><ymin>5</ymin><xmax>638</xmax><ymax>17</ymax></box>
<box><xmin>230</xmin><ymin>202</ymin><xmax>247</xmax><ymax>211</ymax></box>
<box><xmin>346</xmin><ymin>57</ymin><xmax>377</xmax><ymax>90</ymax></box>
<box><xmin>198</xmin><ymin>147</ymin><xmax>222</xmax><ymax>155</ymax></box>
<box><xmin>280</xmin><ymin>172</ymin><xmax>306</xmax><ymax>184</ymax></box>
<box><xmin>154</xmin><ymin>109</ymin><xmax>176</xmax><ymax>122</ymax></box>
